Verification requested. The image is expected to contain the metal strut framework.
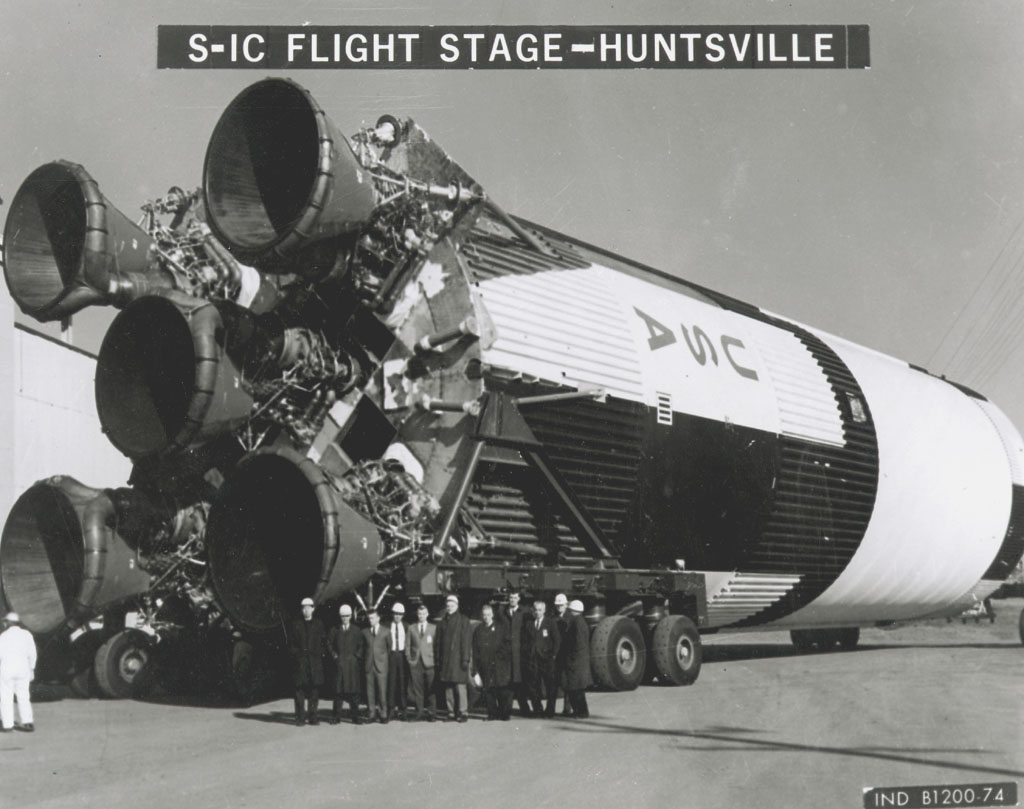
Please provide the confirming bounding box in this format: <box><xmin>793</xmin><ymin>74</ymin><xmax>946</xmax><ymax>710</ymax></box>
<box><xmin>431</xmin><ymin>391</ymin><xmax>620</xmax><ymax>565</ymax></box>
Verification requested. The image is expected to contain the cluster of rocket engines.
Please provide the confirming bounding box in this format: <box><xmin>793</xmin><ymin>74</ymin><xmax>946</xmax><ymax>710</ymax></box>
<box><xmin>2</xmin><ymin>77</ymin><xmax>1023</xmax><ymax>695</ymax></box>
<box><xmin>1</xmin><ymin>79</ymin><xmax>495</xmax><ymax>643</ymax></box>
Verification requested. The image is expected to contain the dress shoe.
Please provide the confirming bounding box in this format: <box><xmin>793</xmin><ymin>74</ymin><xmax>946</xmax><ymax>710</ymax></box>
<box><xmin>294</xmin><ymin>717</ymin><xmax>304</xmax><ymax>727</ymax></box>
<box><xmin>0</xmin><ymin>727</ymin><xmax>12</xmax><ymax>733</ymax></box>
<box><xmin>21</xmin><ymin>724</ymin><xmax>34</xmax><ymax>733</ymax></box>
<box><xmin>426</xmin><ymin>714</ymin><xmax>436</xmax><ymax>723</ymax></box>
<box><xmin>457</xmin><ymin>714</ymin><xmax>468</xmax><ymax>723</ymax></box>
<box><xmin>308</xmin><ymin>717</ymin><xmax>320</xmax><ymax>726</ymax></box>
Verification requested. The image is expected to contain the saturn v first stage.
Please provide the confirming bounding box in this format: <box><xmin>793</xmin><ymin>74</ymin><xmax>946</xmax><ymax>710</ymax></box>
<box><xmin>1</xmin><ymin>78</ymin><xmax>1021</xmax><ymax>698</ymax></box>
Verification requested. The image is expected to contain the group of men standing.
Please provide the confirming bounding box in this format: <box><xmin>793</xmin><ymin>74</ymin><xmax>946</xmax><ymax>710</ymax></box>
<box><xmin>287</xmin><ymin>591</ymin><xmax>592</xmax><ymax>726</ymax></box>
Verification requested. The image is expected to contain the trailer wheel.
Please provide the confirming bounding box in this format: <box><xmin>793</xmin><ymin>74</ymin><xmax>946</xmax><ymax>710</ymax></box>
<box><xmin>66</xmin><ymin>629</ymin><xmax>110</xmax><ymax>698</ymax></box>
<box><xmin>94</xmin><ymin>629</ymin><xmax>154</xmax><ymax>699</ymax></box>
<box><xmin>590</xmin><ymin>616</ymin><xmax>646</xmax><ymax>691</ymax></box>
<box><xmin>790</xmin><ymin>629</ymin><xmax>815</xmax><ymax>653</ymax></box>
<box><xmin>838</xmin><ymin>628</ymin><xmax>860</xmax><ymax>651</ymax></box>
<box><xmin>69</xmin><ymin>666</ymin><xmax>99</xmax><ymax>699</ymax></box>
<box><xmin>651</xmin><ymin>615</ymin><xmax>702</xmax><ymax>686</ymax></box>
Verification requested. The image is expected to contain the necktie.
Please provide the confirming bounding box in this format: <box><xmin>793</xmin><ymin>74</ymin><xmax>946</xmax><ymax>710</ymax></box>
<box><xmin>420</xmin><ymin>623</ymin><xmax>425</xmax><ymax>636</ymax></box>
<box><xmin>536</xmin><ymin>619</ymin><xmax>541</xmax><ymax>630</ymax></box>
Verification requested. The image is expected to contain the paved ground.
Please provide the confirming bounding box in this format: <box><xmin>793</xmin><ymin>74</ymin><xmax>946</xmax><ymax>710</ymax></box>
<box><xmin>3</xmin><ymin>600</ymin><xmax>1022</xmax><ymax>809</ymax></box>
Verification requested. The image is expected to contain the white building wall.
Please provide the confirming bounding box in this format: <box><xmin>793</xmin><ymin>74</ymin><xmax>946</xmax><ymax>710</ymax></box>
<box><xmin>0</xmin><ymin>319</ymin><xmax>134</xmax><ymax>564</ymax></box>
<box><xmin>0</xmin><ymin>294</ymin><xmax>14</xmax><ymax>522</ymax></box>
<box><xmin>10</xmin><ymin>327</ymin><xmax>132</xmax><ymax>498</ymax></box>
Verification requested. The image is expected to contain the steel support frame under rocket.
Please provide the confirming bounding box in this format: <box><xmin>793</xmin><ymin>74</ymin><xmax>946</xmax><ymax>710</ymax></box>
<box><xmin>1</xmin><ymin>77</ymin><xmax>1021</xmax><ymax>683</ymax></box>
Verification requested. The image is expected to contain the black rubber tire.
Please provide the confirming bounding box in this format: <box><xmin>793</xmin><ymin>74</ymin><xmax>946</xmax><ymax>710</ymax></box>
<box><xmin>651</xmin><ymin>615</ymin><xmax>702</xmax><ymax>686</ymax></box>
<box><xmin>1018</xmin><ymin>608</ymin><xmax>1024</xmax><ymax>645</ymax></box>
<box><xmin>590</xmin><ymin>615</ymin><xmax>646</xmax><ymax>691</ymax></box>
<box><xmin>790</xmin><ymin>629</ymin><xmax>815</xmax><ymax>653</ymax></box>
<box><xmin>838</xmin><ymin>627</ymin><xmax>860</xmax><ymax>651</ymax></box>
<box><xmin>69</xmin><ymin>666</ymin><xmax>99</xmax><ymax>699</ymax></box>
<box><xmin>66</xmin><ymin>630</ymin><xmax>110</xmax><ymax>697</ymax></box>
<box><xmin>94</xmin><ymin>629</ymin><xmax>154</xmax><ymax>699</ymax></box>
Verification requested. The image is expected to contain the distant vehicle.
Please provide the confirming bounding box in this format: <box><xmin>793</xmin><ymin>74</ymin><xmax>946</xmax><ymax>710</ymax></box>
<box><xmin>3</xmin><ymin>78</ymin><xmax>1023</xmax><ymax>699</ymax></box>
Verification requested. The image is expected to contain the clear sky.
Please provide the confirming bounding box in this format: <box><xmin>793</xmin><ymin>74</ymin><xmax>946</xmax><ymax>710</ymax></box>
<box><xmin>3</xmin><ymin>1</ymin><xmax>1024</xmax><ymax>427</ymax></box>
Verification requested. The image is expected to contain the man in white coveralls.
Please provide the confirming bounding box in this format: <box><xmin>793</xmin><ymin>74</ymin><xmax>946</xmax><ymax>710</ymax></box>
<box><xmin>0</xmin><ymin>612</ymin><xmax>36</xmax><ymax>732</ymax></box>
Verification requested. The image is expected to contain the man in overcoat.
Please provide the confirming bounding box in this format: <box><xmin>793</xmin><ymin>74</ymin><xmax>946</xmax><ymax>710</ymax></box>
<box><xmin>406</xmin><ymin>602</ymin><xmax>437</xmax><ymax>721</ymax></box>
<box><xmin>289</xmin><ymin>597</ymin><xmax>326</xmax><ymax>726</ymax></box>
<box><xmin>362</xmin><ymin>608</ymin><xmax>390</xmax><ymax>723</ymax></box>
<box><xmin>523</xmin><ymin>598</ymin><xmax>561</xmax><ymax>718</ymax></box>
<box><xmin>328</xmin><ymin>604</ymin><xmax>363</xmax><ymax>725</ymax></box>
<box><xmin>472</xmin><ymin>603</ymin><xmax>512</xmax><ymax>720</ymax></box>
<box><xmin>562</xmin><ymin>600</ymin><xmax>592</xmax><ymax>718</ymax></box>
<box><xmin>500</xmin><ymin>591</ymin><xmax>531</xmax><ymax>717</ymax></box>
<box><xmin>435</xmin><ymin>594</ymin><xmax>473</xmax><ymax>722</ymax></box>
<box><xmin>552</xmin><ymin>592</ymin><xmax>571</xmax><ymax>716</ymax></box>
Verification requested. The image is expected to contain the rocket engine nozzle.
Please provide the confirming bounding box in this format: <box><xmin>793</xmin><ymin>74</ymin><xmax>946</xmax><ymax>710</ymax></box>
<box><xmin>0</xmin><ymin>478</ymin><xmax>153</xmax><ymax>635</ymax></box>
<box><xmin>2</xmin><ymin>161</ymin><xmax>165</xmax><ymax>322</ymax></box>
<box><xmin>95</xmin><ymin>292</ymin><xmax>254</xmax><ymax>461</ymax></box>
<box><xmin>206</xmin><ymin>448</ymin><xmax>383</xmax><ymax>632</ymax></box>
<box><xmin>203</xmin><ymin>78</ymin><xmax>380</xmax><ymax>272</ymax></box>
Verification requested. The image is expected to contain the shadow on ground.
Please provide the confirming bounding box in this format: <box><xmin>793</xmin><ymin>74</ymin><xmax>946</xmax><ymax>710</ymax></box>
<box><xmin>555</xmin><ymin>718</ymin><xmax>1024</xmax><ymax>779</ymax></box>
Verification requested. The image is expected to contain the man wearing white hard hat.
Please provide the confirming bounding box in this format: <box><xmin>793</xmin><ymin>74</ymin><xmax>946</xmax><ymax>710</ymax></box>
<box><xmin>0</xmin><ymin>612</ymin><xmax>37</xmax><ymax>732</ymax></box>
<box><xmin>552</xmin><ymin>593</ymin><xmax>571</xmax><ymax>717</ymax></box>
<box><xmin>436</xmin><ymin>594</ymin><xmax>472</xmax><ymax>722</ymax></box>
<box><xmin>562</xmin><ymin>600</ymin><xmax>592</xmax><ymax>719</ymax></box>
<box><xmin>288</xmin><ymin>598</ymin><xmax>326</xmax><ymax>726</ymax></box>
<box><xmin>328</xmin><ymin>604</ymin><xmax>363</xmax><ymax>725</ymax></box>
<box><xmin>387</xmin><ymin>602</ymin><xmax>409</xmax><ymax>721</ymax></box>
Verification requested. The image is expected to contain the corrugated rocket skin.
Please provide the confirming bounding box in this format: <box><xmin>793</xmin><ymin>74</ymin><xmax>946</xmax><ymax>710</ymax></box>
<box><xmin>460</xmin><ymin>216</ymin><xmax>1024</xmax><ymax>630</ymax></box>
<box><xmin>767</xmin><ymin>325</ymin><xmax>1022</xmax><ymax>626</ymax></box>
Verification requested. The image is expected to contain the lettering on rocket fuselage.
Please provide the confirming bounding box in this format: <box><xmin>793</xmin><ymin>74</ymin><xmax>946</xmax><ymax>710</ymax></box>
<box><xmin>633</xmin><ymin>307</ymin><xmax>759</xmax><ymax>381</ymax></box>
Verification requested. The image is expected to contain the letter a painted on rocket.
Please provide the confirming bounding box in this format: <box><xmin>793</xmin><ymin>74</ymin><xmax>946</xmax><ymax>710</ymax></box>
<box><xmin>634</xmin><ymin>307</ymin><xmax>677</xmax><ymax>351</ymax></box>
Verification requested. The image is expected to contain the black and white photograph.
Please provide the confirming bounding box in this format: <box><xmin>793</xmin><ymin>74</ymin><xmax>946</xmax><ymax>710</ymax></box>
<box><xmin>0</xmin><ymin>3</ymin><xmax>1021</xmax><ymax>808</ymax></box>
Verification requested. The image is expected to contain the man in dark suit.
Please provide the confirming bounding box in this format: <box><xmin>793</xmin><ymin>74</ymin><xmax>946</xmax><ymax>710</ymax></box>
<box><xmin>472</xmin><ymin>603</ymin><xmax>512</xmax><ymax>720</ymax></box>
<box><xmin>523</xmin><ymin>598</ymin><xmax>561</xmax><ymax>718</ymax></box>
<box><xmin>328</xmin><ymin>604</ymin><xmax>363</xmax><ymax>725</ymax></box>
<box><xmin>552</xmin><ymin>592</ymin><xmax>571</xmax><ymax>716</ymax></box>
<box><xmin>406</xmin><ymin>602</ymin><xmax>437</xmax><ymax>722</ymax></box>
<box><xmin>500</xmin><ymin>591</ymin><xmax>531</xmax><ymax>717</ymax></box>
<box><xmin>362</xmin><ymin>608</ymin><xmax>390</xmax><ymax>723</ymax></box>
<box><xmin>436</xmin><ymin>594</ymin><xmax>473</xmax><ymax>722</ymax></box>
<box><xmin>387</xmin><ymin>602</ymin><xmax>409</xmax><ymax>721</ymax></box>
<box><xmin>288</xmin><ymin>597</ymin><xmax>326</xmax><ymax>726</ymax></box>
<box><xmin>562</xmin><ymin>599</ymin><xmax>592</xmax><ymax>718</ymax></box>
